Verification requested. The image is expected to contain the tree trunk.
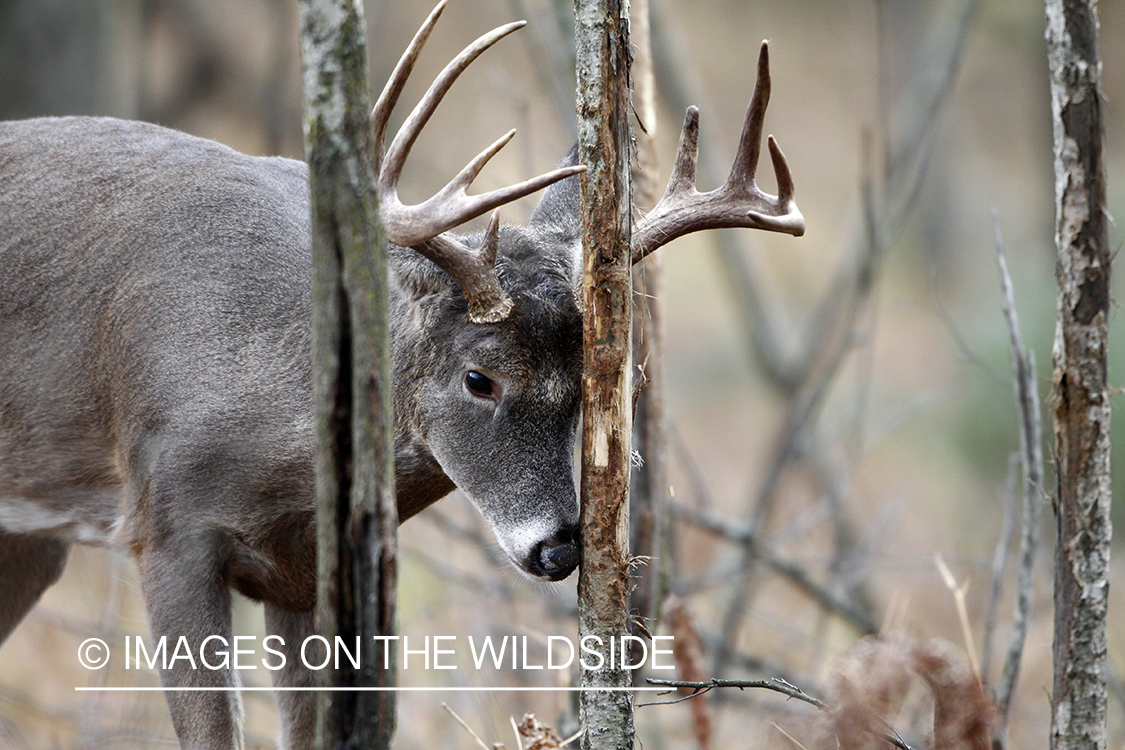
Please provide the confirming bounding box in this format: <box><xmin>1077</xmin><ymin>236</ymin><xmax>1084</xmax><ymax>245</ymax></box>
<box><xmin>628</xmin><ymin>0</ymin><xmax>667</xmax><ymax>657</ymax></box>
<box><xmin>1045</xmin><ymin>1</ymin><xmax>1111</xmax><ymax>749</ymax></box>
<box><xmin>574</xmin><ymin>0</ymin><xmax>634</xmax><ymax>748</ymax></box>
<box><xmin>299</xmin><ymin>1</ymin><xmax>398</xmax><ymax>748</ymax></box>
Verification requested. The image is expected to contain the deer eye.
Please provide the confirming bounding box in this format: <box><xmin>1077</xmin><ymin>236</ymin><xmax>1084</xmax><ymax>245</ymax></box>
<box><xmin>464</xmin><ymin>370</ymin><xmax>494</xmax><ymax>398</ymax></box>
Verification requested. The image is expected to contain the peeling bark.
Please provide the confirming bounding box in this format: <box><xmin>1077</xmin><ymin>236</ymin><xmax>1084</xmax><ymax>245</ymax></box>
<box><xmin>300</xmin><ymin>0</ymin><xmax>398</xmax><ymax>747</ymax></box>
<box><xmin>1045</xmin><ymin>2</ymin><xmax>1111</xmax><ymax>748</ymax></box>
<box><xmin>575</xmin><ymin>0</ymin><xmax>635</xmax><ymax>748</ymax></box>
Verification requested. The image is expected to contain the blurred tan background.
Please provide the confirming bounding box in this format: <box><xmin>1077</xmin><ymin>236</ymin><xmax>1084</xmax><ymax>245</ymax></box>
<box><xmin>0</xmin><ymin>0</ymin><xmax>1122</xmax><ymax>748</ymax></box>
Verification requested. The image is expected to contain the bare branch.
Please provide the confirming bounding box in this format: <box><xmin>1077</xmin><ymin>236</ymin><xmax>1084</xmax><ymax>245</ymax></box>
<box><xmin>644</xmin><ymin>678</ymin><xmax>917</xmax><ymax>750</ymax></box>
<box><xmin>981</xmin><ymin>453</ymin><xmax>1020</xmax><ymax>684</ymax></box>
<box><xmin>707</xmin><ymin>0</ymin><xmax>982</xmax><ymax>680</ymax></box>
<box><xmin>991</xmin><ymin>213</ymin><xmax>1043</xmax><ymax>733</ymax></box>
<box><xmin>672</xmin><ymin>503</ymin><xmax>879</xmax><ymax>635</ymax></box>
<box><xmin>663</xmin><ymin>596</ymin><xmax>713</xmax><ymax>750</ymax></box>
<box><xmin>646</xmin><ymin>677</ymin><xmax>826</xmax><ymax>710</ymax></box>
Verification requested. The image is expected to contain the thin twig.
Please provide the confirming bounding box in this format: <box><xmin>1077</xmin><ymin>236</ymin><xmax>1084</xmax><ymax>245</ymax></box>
<box><xmin>643</xmin><ymin>678</ymin><xmax>917</xmax><ymax>750</ymax></box>
<box><xmin>673</xmin><ymin>503</ymin><xmax>878</xmax><ymax>635</ymax></box>
<box><xmin>930</xmin><ymin>273</ymin><xmax>1008</xmax><ymax>385</ymax></box>
<box><xmin>992</xmin><ymin>211</ymin><xmax>1044</xmax><ymax>732</ymax></box>
<box><xmin>935</xmin><ymin>554</ymin><xmax>981</xmax><ymax>681</ymax></box>
<box><xmin>667</xmin><ymin>419</ymin><xmax>717</xmax><ymax>512</ymax></box>
<box><xmin>644</xmin><ymin>678</ymin><xmax>826</xmax><ymax>709</ymax></box>
<box><xmin>771</xmin><ymin>722</ymin><xmax>810</xmax><ymax>750</ymax></box>
<box><xmin>637</xmin><ymin>685</ymin><xmax>714</xmax><ymax>707</ymax></box>
<box><xmin>443</xmin><ymin>703</ymin><xmax>491</xmax><ymax>750</ymax></box>
<box><xmin>712</xmin><ymin>323</ymin><xmax>864</xmax><ymax>675</ymax></box>
<box><xmin>982</xmin><ymin>453</ymin><xmax>1020</xmax><ymax>681</ymax></box>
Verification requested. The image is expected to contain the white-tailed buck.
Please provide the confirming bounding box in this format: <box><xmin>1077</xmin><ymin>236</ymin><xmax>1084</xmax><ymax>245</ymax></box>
<box><xmin>0</xmin><ymin>2</ymin><xmax>802</xmax><ymax>748</ymax></box>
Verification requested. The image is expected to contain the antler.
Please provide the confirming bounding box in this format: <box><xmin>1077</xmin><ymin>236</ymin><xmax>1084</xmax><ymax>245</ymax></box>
<box><xmin>371</xmin><ymin>0</ymin><xmax>585</xmax><ymax>323</ymax></box>
<box><xmin>632</xmin><ymin>41</ymin><xmax>804</xmax><ymax>264</ymax></box>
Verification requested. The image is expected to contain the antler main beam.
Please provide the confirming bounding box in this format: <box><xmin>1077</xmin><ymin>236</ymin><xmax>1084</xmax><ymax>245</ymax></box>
<box><xmin>371</xmin><ymin>0</ymin><xmax>585</xmax><ymax>323</ymax></box>
<box><xmin>632</xmin><ymin>41</ymin><xmax>804</xmax><ymax>264</ymax></box>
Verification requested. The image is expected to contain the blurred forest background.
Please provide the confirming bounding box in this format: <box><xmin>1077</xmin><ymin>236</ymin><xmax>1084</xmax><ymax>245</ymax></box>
<box><xmin>0</xmin><ymin>0</ymin><xmax>1122</xmax><ymax>748</ymax></box>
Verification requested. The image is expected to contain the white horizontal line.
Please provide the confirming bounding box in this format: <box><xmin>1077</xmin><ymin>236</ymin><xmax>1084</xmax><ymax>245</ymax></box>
<box><xmin>76</xmin><ymin>686</ymin><xmax>666</xmax><ymax>693</ymax></box>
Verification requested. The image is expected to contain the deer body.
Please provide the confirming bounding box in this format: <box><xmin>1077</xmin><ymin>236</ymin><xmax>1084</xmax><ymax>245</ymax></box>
<box><xmin>0</xmin><ymin>115</ymin><xmax>584</xmax><ymax>748</ymax></box>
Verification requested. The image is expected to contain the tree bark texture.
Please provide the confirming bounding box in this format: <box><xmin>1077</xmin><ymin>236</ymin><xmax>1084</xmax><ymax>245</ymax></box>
<box><xmin>574</xmin><ymin>0</ymin><xmax>635</xmax><ymax>748</ymax></box>
<box><xmin>300</xmin><ymin>1</ymin><xmax>398</xmax><ymax>748</ymax></box>
<box><xmin>628</xmin><ymin>0</ymin><xmax>668</xmax><ymax>655</ymax></box>
<box><xmin>1045</xmin><ymin>2</ymin><xmax>1111</xmax><ymax>749</ymax></box>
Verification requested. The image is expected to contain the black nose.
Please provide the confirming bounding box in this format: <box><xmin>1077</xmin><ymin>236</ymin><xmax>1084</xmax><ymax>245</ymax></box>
<box><xmin>528</xmin><ymin>525</ymin><xmax>580</xmax><ymax>581</ymax></box>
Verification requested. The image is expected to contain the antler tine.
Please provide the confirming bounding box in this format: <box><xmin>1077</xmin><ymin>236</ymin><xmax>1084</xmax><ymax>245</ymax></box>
<box><xmin>632</xmin><ymin>39</ymin><xmax>804</xmax><ymax>264</ymax></box>
<box><xmin>415</xmin><ymin>211</ymin><xmax>514</xmax><ymax>324</ymax></box>
<box><xmin>727</xmin><ymin>41</ymin><xmax>770</xmax><ymax>188</ymax></box>
<box><xmin>377</xmin><ymin>13</ymin><xmax>585</xmax><ymax>247</ymax></box>
<box><xmin>767</xmin><ymin>135</ymin><xmax>795</xmax><ymax>204</ymax></box>
<box><xmin>371</xmin><ymin>0</ymin><xmax>448</xmax><ymax>173</ymax></box>
<box><xmin>428</xmin><ymin>129</ymin><xmax>585</xmax><ymax>235</ymax></box>
<box><xmin>663</xmin><ymin>106</ymin><xmax>701</xmax><ymax>200</ymax></box>
<box><xmin>380</xmin><ymin>20</ymin><xmax>525</xmax><ymax>215</ymax></box>
<box><xmin>371</xmin><ymin>2</ymin><xmax>588</xmax><ymax>323</ymax></box>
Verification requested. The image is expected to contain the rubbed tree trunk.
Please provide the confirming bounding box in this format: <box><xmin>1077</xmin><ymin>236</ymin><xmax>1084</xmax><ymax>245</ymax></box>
<box><xmin>1045</xmin><ymin>2</ymin><xmax>1111</xmax><ymax>749</ymax></box>
<box><xmin>574</xmin><ymin>0</ymin><xmax>635</xmax><ymax>748</ymax></box>
<box><xmin>299</xmin><ymin>1</ymin><xmax>398</xmax><ymax>748</ymax></box>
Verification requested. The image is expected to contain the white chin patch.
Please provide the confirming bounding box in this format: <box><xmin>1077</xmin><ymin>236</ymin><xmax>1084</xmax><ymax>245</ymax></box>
<box><xmin>493</xmin><ymin>518</ymin><xmax>555</xmax><ymax>576</ymax></box>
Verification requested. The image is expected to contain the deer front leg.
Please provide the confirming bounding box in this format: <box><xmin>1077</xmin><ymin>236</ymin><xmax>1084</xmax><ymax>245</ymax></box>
<box><xmin>137</xmin><ymin>535</ymin><xmax>244</xmax><ymax>750</ymax></box>
<box><xmin>264</xmin><ymin>604</ymin><xmax>317</xmax><ymax>749</ymax></box>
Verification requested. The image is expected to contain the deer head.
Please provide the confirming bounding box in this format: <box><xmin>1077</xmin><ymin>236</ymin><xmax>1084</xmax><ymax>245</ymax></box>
<box><xmin>364</xmin><ymin>2</ymin><xmax>803</xmax><ymax>582</ymax></box>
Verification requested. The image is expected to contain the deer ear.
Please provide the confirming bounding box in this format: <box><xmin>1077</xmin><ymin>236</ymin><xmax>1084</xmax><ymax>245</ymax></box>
<box><xmin>528</xmin><ymin>145</ymin><xmax>581</xmax><ymax>246</ymax></box>
<box><xmin>388</xmin><ymin>244</ymin><xmax>461</xmax><ymax>305</ymax></box>
<box><xmin>528</xmin><ymin>145</ymin><xmax>582</xmax><ymax>285</ymax></box>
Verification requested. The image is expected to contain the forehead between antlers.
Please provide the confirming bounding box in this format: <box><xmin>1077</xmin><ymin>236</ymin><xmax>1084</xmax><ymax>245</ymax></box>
<box><xmin>388</xmin><ymin>220</ymin><xmax>583</xmax><ymax>392</ymax></box>
<box><xmin>390</xmin><ymin>221</ymin><xmax>583</xmax><ymax>324</ymax></box>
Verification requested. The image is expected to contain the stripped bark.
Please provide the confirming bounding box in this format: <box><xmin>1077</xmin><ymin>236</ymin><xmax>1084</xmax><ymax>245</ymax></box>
<box><xmin>300</xmin><ymin>0</ymin><xmax>398</xmax><ymax>746</ymax></box>
<box><xmin>574</xmin><ymin>0</ymin><xmax>634</xmax><ymax>748</ymax></box>
<box><xmin>1044</xmin><ymin>1</ymin><xmax>1111</xmax><ymax>748</ymax></box>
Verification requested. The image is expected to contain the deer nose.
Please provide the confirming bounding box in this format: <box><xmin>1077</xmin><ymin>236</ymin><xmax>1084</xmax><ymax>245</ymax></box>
<box><xmin>529</xmin><ymin>525</ymin><xmax>580</xmax><ymax>581</ymax></box>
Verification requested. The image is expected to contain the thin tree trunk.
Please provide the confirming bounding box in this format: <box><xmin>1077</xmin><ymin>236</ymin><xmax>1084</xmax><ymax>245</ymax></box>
<box><xmin>574</xmin><ymin>0</ymin><xmax>634</xmax><ymax>748</ymax></box>
<box><xmin>1045</xmin><ymin>1</ymin><xmax>1111</xmax><ymax>749</ymax></box>
<box><xmin>299</xmin><ymin>1</ymin><xmax>398</xmax><ymax>747</ymax></box>
<box><xmin>628</xmin><ymin>0</ymin><xmax>667</xmax><ymax>654</ymax></box>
